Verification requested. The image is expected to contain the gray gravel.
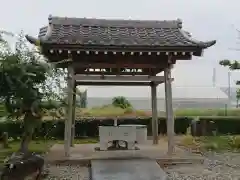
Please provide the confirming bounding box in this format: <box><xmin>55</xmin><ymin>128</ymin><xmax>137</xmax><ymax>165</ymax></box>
<box><xmin>42</xmin><ymin>152</ymin><xmax>240</xmax><ymax>180</ymax></box>
<box><xmin>43</xmin><ymin>164</ymin><xmax>89</xmax><ymax>180</ymax></box>
<box><xmin>165</xmin><ymin>152</ymin><xmax>240</xmax><ymax>180</ymax></box>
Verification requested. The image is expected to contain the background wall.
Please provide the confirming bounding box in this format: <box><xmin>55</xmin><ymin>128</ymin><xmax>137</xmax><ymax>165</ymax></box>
<box><xmin>83</xmin><ymin>86</ymin><xmax>230</xmax><ymax>110</ymax></box>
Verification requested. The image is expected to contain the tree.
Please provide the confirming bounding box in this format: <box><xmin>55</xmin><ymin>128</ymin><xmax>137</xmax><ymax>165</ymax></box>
<box><xmin>0</xmin><ymin>32</ymin><xmax>61</xmax><ymax>153</ymax></box>
<box><xmin>219</xmin><ymin>60</ymin><xmax>240</xmax><ymax>107</ymax></box>
<box><xmin>112</xmin><ymin>96</ymin><xmax>132</xmax><ymax>109</ymax></box>
<box><xmin>220</xmin><ymin>59</ymin><xmax>240</xmax><ymax>84</ymax></box>
<box><xmin>220</xmin><ymin>56</ymin><xmax>240</xmax><ymax>105</ymax></box>
<box><xmin>76</xmin><ymin>89</ymin><xmax>87</xmax><ymax>108</ymax></box>
<box><xmin>219</xmin><ymin>27</ymin><xmax>240</xmax><ymax>107</ymax></box>
<box><xmin>0</xmin><ymin>30</ymin><xmax>14</xmax><ymax>43</ymax></box>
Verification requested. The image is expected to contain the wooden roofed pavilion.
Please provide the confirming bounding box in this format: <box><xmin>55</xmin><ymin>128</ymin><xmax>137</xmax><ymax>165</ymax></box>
<box><xmin>26</xmin><ymin>15</ymin><xmax>216</xmax><ymax>157</ymax></box>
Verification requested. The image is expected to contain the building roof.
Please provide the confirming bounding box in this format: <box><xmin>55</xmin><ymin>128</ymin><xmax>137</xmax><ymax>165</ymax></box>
<box><xmin>86</xmin><ymin>86</ymin><xmax>228</xmax><ymax>100</ymax></box>
<box><xmin>26</xmin><ymin>15</ymin><xmax>216</xmax><ymax>51</ymax></box>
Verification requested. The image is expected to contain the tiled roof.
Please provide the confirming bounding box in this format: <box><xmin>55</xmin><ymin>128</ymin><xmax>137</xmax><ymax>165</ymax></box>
<box><xmin>35</xmin><ymin>16</ymin><xmax>216</xmax><ymax>50</ymax></box>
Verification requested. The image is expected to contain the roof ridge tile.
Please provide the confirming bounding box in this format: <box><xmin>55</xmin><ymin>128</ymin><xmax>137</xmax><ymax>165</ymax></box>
<box><xmin>50</xmin><ymin>16</ymin><xmax>182</xmax><ymax>29</ymax></box>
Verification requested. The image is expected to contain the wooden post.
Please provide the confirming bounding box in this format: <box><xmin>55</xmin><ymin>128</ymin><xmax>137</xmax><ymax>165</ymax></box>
<box><xmin>164</xmin><ymin>67</ymin><xmax>175</xmax><ymax>155</ymax></box>
<box><xmin>64</xmin><ymin>65</ymin><xmax>74</xmax><ymax>157</ymax></box>
<box><xmin>71</xmin><ymin>83</ymin><xmax>76</xmax><ymax>147</ymax></box>
<box><xmin>151</xmin><ymin>82</ymin><xmax>158</xmax><ymax>144</ymax></box>
<box><xmin>64</xmin><ymin>101</ymin><xmax>68</xmax><ymax>155</ymax></box>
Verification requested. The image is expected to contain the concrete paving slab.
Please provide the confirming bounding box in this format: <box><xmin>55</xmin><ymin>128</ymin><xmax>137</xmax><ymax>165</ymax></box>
<box><xmin>91</xmin><ymin>159</ymin><xmax>167</xmax><ymax>180</ymax></box>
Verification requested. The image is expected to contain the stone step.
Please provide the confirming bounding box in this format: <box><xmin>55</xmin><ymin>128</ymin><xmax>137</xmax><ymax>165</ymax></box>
<box><xmin>91</xmin><ymin>159</ymin><xmax>167</xmax><ymax>180</ymax></box>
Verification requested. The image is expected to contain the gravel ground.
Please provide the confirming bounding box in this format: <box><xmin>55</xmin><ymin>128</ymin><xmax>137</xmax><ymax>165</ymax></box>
<box><xmin>42</xmin><ymin>152</ymin><xmax>240</xmax><ymax>180</ymax></box>
<box><xmin>165</xmin><ymin>152</ymin><xmax>240</xmax><ymax>180</ymax></box>
<box><xmin>43</xmin><ymin>164</ymin><xmax>90</xmax><ymax>180</ymax></box>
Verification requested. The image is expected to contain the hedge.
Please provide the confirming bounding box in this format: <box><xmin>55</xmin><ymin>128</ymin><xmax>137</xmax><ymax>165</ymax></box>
<box><xmin>0</xmin><ymin>116</ymin><xmax>240</xmax><ymax>140</ymax></box>
<box><xmin>0</xmin><ymin>117</ymin><xmax>191</xmax><ymax>140</ymax></box>
<box><xmin>193</xmin><ymin>116</ymin><xmax>240</xmax><ymax>136</ymax></box>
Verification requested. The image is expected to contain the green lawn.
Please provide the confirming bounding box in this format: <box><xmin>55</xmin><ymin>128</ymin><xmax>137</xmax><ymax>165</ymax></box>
<box><xmin>0</xmin><ymin>138</ymin><xmax>98</xmax><ymax>165</ymax></box>
<box><xmin>0</xmin><ymin>140</ymin><xmax>55</xmax><ymax>165</ymax></box>
<box><xmin>55</xmin><ymin>138</ymin><xmax>98</xmax><ymax>144</ymax></box>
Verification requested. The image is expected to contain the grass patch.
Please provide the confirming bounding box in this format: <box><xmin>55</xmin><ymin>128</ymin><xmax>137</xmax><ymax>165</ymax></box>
<box><xmin>0</xmin><ymin>138</ymin><xmax>97</xmax><ymax>166</ymax></box>
<box><xmin>0</xmin><ymin>140</ymin><xmax>55</xmax><ymax>165</ymax></box>
<box><xmin>3</xmin><ymin>105</ymin><xmax>240</xmax><ymax>120</ymax></box>
<box><xmin>80</xmin><ymin>105</ymin><xmax>126</xmax><ymax>117</ymax></box>
<box><xmin>74</xmin><ymin>138</ymin><xmax>98</xmax><ymax>144</ymax></box>
<box><xmin>65</xmin><ymin>107</ymin><xmax>240</xmax><ymax>118</ymax></box>
<box><xmin>57</xmin><ymin>138</ymin><xmax>98</xmax><ymax>144</ymax></box>
<box><xmin>78</xmin><ymin>105</ymin><xmax>150</xmax><ymax>118</ymax></box>
<box><xmin>179</xmin><ymin>135</ymin><xmax>240</xmax><ymax>152</ymax></box>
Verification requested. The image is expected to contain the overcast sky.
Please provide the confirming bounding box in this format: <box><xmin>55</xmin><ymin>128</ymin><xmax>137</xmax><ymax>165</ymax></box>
<box><xmin>1</xmin><ymin>0</ymin><xmax>240</xmax><ymax>90</ymax></box>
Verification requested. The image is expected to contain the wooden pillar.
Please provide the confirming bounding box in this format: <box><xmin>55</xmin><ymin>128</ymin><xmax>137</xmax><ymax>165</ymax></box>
<box><xmin>164</xmin><ymin>66</ymin><xmax>175</xmax><ymax>155</ymax></box>
<box><xmin>64</xmin><ymin>101</ymin><xmax>68</xmax><ymax>155</ymax></box>
<box><xmin>151</xmin><ymin>82</ymin><xmax>158</xmax><ymax>144</ymax></box>
<box><xmin>64</xmin><ymin>65</ymin><xmax>74</xmax><ymax>157</ymax></box>
<box><xmin>70</xmin><ymin>83</ymin><xmax>76</xmax><ymax>147</ymax></box>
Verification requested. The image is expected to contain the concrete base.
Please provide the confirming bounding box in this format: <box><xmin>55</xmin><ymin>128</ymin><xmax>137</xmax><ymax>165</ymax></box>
<box><xmin>45</xmin><ymin>140</ymin><xmax>204</xmax><ymax>166</ymax></box>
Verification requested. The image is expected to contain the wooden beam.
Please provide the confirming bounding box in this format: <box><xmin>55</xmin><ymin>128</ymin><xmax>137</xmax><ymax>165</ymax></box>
<box><xmin>153</xmin><ymin>68</ymin><xmax>164</xmax><ymax>75</ymax></box>
<box><xmin>74</xmin><ymin>68</ymin><xmax>156</xmax><ymax>75</ymax></box>
<box><xmin>72</xmin><ymin>62</ymin><xmax>161</xmax><ymax>69</ymax></box>
<box><xmin>43</xmin><ymin>47</ymin><xmax>193</xmax><ymax>64</ymax></box>
<box><xmin>72</xmin><ymin>55</ymin><xmax>169</xmax><ymax>68</ymax></box>
<box><xmin>76</xmin><ymin>81</ymin><xmax>164</xmax><ymax>86</ymax></box>
<box><xmin>74</xmin><ymin>75</ymin><xmax>167</xmax><ymax>82</ymax></box>
<box><xmin>74</xmin><ymin>70</ymin><xmax>153</xmax><ymax>76</ymax></box>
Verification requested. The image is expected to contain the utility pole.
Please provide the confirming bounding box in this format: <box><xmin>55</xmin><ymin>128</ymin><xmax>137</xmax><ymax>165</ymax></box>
<box><xmin>212</xmin><ymin>68</ymin><xmax>216</xmax><ymax>87</ymax></box>
<box><xmin>228</xmin><ymin>71</ymin><xmax>231</xmax><ymax>103</ymax></box>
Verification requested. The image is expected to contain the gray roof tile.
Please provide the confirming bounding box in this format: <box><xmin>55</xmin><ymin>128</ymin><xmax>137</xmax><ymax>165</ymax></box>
<box><xmin>36</xmin><ymin>16</ymin><xmax>216</xmax><ymax>49</ymax></box>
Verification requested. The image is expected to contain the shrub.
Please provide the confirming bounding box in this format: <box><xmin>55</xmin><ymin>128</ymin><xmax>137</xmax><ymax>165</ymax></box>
<box><xmin>179</xmin><ymin>135</ymin><xmax>199</xmax><ymax>147</ymax></box>
<box><xmin>202</xmin><ymin>142</ymin><xmax>218</xmax><ymax>151</ymax></box>
<box><xmin>228</xmin><ymin>136</ymin><xmax>240</xmax><ymax>149</ymax></box>
<box><xmin>124</xmin><ymin>107</ymin><xmax>134</xmax><ymax>114</ymax></box>
<box><xmin>175</xmin><ymin>108</ymin><xmax>240</xmax><ymax>117</ymax></box>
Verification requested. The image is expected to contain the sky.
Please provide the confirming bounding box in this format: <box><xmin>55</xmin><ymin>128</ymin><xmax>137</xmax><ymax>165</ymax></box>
<box><xmin>1</xmin><ymin>0</ymin><xmax>240</xmax><ymax>90</ymax></box>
